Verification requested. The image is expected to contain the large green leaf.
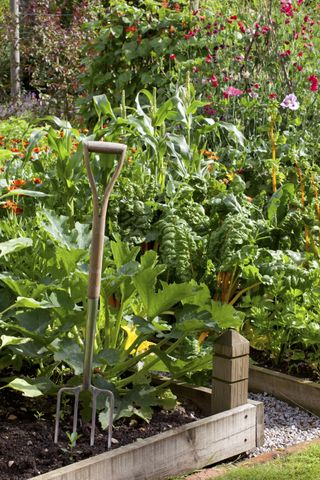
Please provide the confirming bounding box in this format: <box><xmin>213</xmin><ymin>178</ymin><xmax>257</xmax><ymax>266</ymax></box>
<box><xmin>54</xmin><ymin>338</ymin><xmax>84</xmax><ymax>375</ymax></box>
<box><xmin>134</xmin><ymin>267</ymin><xmax>198</xmax><ymax>319</ymax></box>
<box><xmin>207</xmin><ymin>301</ymin><xmax>243</xmax><ymax>330</ymax></box>
<box><xmin>1</xmin><ymin>378</ymin><xmax>43</xmax><ymax>397</ymax></box>
<box><xmin>0</xmin><ymin>237</ymin><xmax>32</xmax><ymax>257</ymax></box>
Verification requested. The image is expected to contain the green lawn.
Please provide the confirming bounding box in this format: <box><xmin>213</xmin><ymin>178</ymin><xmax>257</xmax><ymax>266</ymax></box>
<box><xmin>198</xmin><ymin>443</ymin><xmax>320</xmax><ymax>480</ymax></box>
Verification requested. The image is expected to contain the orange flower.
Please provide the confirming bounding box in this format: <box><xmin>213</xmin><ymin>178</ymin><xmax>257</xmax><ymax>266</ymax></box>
<box><xmin>130</xmin><ymin>146</ymin><xmax>137</xmax><ymax>154</ymax></box>
<box><xmin>12</xmin><ymin>179</ymin><xmax>26</xmax><ymax>187</ymax></box>
<box><xmin>1</xmin><ymin>200</ymin><xmax>23</xmax><ymax>214</ymax></box>
<box><xmin>23</xmin><ymin>141</ymin><xmax>30</xmax><ymax>147</ymax></box>
<box><xmin>32</xmin><ymin>177</ymin><xmax>43</xmax><ymax>184</ymax></box>
<box><xmin>162</xmin><ymin>0</ymin><xmax>169</xmax><ymax>7</ymax></box>
<box><xmin>169</xmin><ymin>25</ymin><xmax>175</xmax><ymax>34</ymax></box>
<box><xmin>173</xmin><ymin>2</ymin><xmax>181</xmax><ymax>11</ymax></box>
<box><xmin>7</xmin><ymin>185</ymin><xmax>18</xmax><ymax>191</ymax></box>
<box><xmin>33</xmin><ymin>147</ymin><xmax>41</xmax><ymax>153</ymax></box>
<box><xmin>10</xmin><ymin>148</ymin><xmax>20</xmax><ymax>153</ymax></box>
<box><xmin>59</xmin><ymin>131</ymin><xmax>65</xmax><ymax>137</ymax></box>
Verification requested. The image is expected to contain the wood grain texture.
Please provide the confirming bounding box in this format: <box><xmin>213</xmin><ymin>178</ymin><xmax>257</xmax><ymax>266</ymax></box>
<box><xmin>249</xmin><ymin>365</ymin><xmax>320</xmax><ymax>416</ymax></box>
<box><xmin>32</xmin><ymin>404</ymin><xmax>257</xmax><ymax>480</ymax></box>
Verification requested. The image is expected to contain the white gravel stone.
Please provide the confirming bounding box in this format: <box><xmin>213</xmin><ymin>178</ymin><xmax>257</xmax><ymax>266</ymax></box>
<box><xmin>248</xmin><ymin>392</ymin><xmax>320</xmax><ymax>456</ymax></box>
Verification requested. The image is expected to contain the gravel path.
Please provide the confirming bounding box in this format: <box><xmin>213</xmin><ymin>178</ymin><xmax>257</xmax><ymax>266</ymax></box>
<box><xmin>248</xmin><ymin>392</ymin><xmax>320</xmax><ymax>456</ymax></box>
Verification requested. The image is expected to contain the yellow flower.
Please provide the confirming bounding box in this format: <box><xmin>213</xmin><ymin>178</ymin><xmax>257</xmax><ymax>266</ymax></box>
<box><xmin>122</xmin><ymin>324</ymin><xmax>155</xmax><ymax>354</ymax></box>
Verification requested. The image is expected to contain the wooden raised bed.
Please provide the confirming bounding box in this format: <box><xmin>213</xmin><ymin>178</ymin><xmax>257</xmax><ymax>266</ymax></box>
<box><xmin>248</xmin><ymin>365</ymin><xmax>320</xmax><ymax>416</ymax></box>
<box><xmin>30</xmin><ymin>331</ymin><xmax>264</xmax><ymax>480</ymax></box>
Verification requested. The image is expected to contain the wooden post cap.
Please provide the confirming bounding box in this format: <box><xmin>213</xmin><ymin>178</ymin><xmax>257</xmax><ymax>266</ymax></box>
<box><xmin>214</xmin><ymin>329</ymin><xmax>249</xmax><ymax>358</ymax></box>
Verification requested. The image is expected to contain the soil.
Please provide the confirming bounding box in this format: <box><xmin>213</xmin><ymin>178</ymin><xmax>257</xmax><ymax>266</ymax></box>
<box><xmin>0</xmin><ymin>389</ymin><xmax>202</xmax><ymax>480</ymax></box>
<box><xmin>249</xmin><ymin>347</ymin><xmax>320</xmax><ymax>383</ymax></box>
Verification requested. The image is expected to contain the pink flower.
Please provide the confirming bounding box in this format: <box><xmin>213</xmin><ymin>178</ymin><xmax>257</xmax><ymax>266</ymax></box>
<box><xmin>223</xmin><ymin>86</ymin><xmax>243</xmax><ymax>98</ymax></box>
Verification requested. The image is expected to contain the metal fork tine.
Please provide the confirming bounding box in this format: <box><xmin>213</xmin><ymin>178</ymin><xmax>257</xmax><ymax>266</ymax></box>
<box><xmin>72</xmin><ymin>388</ymin><xmax>80</xmax><ymax>436</ymax></box>
<box><xmin>90</xmin><ymin>387</ymin><xmax>114</xmax><ymax>447</ymax></box>
<box><xmin>54</xmin><ymin>386</ymin><xmax>82</xmax><ymax>444</ymax></box>
<box><xmin>90</xmin><ymin>387</ymin><xmax>98</xmax><ymax>446</ymax></box>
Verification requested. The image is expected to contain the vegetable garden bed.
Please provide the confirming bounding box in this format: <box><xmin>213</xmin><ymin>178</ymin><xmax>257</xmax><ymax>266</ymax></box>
<box><xmin>30</xmin><ymin>402</ymin><xmax>262</xmax><ymax>480</ymax></box>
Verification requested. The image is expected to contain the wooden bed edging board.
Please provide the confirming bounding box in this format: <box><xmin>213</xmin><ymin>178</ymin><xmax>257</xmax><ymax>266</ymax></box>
<box><xmin>165</xmin><ymin>382</ymin><xmax>264</xmax><ymax>447</ymax></box>
<box><xmin>249</xmin><ymin>365</ymin><xmax>320</xmax><ymax>416</ymax></box>
<box><xmin>32</xmin><ymin>403</ymin><xmax>259</xmax><ymax>480</ymax></box>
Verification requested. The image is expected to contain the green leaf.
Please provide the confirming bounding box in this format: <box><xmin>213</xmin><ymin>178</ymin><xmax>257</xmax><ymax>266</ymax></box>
<box><xmin>23</xmin><ymin>130</ymin><xmax>46</xmax><ymax>164</ymax></box>
<box><xmin>16</xmin><ymin>310</ymin><xmax>52</xmax><ymax>335</ymax></box>
<box><xmin>208</xmin><ymin>301</ymin><xmax>243</xmax><ymax>329</ymax></box>
<box><xmin>2</xmin><ymin>378</ymin><xmax>43</xmax><ymax>397</ymax></box>
<box><xmin>0</xmin><ymin>237</ymin><xmax>32</xmax><ymax>257</ymax></box>
<box><xmin>93</xmin><ymin>94</ymin><xmax>116</xmax><ymax>119</ymax></box>
<box><xmin>0</xmin><ymin>149</ymin><xmax>12</xmax><ymax>161</ymax></box>
<box><xmin>154</xmin><ymin>99</ymin><xmax>174</xmax><ymax>126</ymax></box>
<box><xmin>267</xmin><ymin>183</ymin><xmax>295</xmax><ymax>223</ymax></box>
<box><xmin>54</xmin><ymin>338</ymin><xmax>83</xmax><ymax>374</ymax></box>
<box><xmin>0</xmin><ymin>189</ymin><xmax>49</xmax><ymax>199</ymax></box>
<box><xmin>0</xmin><ymin>335</ymin><xmax>31</xmax><ymax>348</ymax></box>
<box><xmin>134</xmin><ymin>262</ymin><xmax>198</xmax><ymax>318</ymax></box>
<box><xmin>219</xmin><ymin>122</ymin><xmax>245</xmax><ymax>147</ymax></box>
<box><xmin>9</xmin><ymin>297</ymin><xmax>55</xmax><ymax>310</ymax></box>
<box><xmin>43</xmin><ymin>116</ymin><xmax>72</xmax><ymax>129</ymax></box>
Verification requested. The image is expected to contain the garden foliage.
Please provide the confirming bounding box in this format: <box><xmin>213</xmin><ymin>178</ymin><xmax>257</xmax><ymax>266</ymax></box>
<box><xmin>0</xmin><ymin>0</ymin><xmax>320</xmax><ymax>422</ymax></box>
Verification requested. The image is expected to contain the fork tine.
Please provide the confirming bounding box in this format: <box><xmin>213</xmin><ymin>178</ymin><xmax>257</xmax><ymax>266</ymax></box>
<box><xmin>54</xmin><ymin>385</ymin><xmax>82</xmax><ymax>444</ymax></box>
<box><xmin>90</xmin><ymin>387</ymin><xmax>114</xmax><ymax>447</ymax></box>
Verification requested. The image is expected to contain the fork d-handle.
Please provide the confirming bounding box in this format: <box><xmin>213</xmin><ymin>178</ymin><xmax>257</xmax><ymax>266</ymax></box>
<box><xmin>82</xmin><ymin>141</ymin><xmax>126</xmax><ymax>390</ymax></box>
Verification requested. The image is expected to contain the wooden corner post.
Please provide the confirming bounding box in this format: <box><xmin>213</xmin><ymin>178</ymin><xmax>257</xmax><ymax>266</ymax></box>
<box><xmin>212</xmin><ymin>329</ymin><xmax>249</xmax><ymax>414</ymax></box>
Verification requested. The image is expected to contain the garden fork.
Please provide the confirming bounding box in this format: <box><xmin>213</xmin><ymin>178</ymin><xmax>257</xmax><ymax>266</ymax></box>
<box><xmin>54</xmin><ymin>140</ymin><xmax>127</xmax><ymax>447</ymax></box>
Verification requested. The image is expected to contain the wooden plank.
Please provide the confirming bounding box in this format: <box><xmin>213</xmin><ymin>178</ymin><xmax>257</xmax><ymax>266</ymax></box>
<box><xmin>249</xmin><ymin>365</ymin><xmax>320</xmax><ymax>416</ymax></box>
<box><xmin>248</xmin><ymin>399</ymin><xmax>264</xmax><ymax>447</ymax></box>
<box><xmin>32</xmin><ymin>404</ymin><xmax>257</xmax><ymax>480</ymax></box>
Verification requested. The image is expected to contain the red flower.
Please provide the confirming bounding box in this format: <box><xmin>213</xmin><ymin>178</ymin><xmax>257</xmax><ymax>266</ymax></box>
<box><xmin>211</xmin><ymin>74</ymin><xmax>218</xmax><ymax>87</ymax></box>
<box><xmin>238</xmin><ymin>21</ymin><xmax>246</xmax><ymax>33</ymax></box>
<box><xmin>308</xmin><ymin>75</ymin><xmax>319</xmax><ymax>92</ymax></box>
<box><xmin>169</xmin><ymin>53</ymin><xmax>176</xmax><ymax>61</ymax></box>
<box><xmin>280</xmin><ymin>49</ymin><xmax>291</xmax><ymax>57</ymax></box>
<box><xmin>269</xmin><ymin>93</ymin><xmax>277</xmax><ymax>100</ymax></box>
<box><xmin>125</xmin><ymin>26</ymin><xmax>137</xmax><ymax>33</ymax></box>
